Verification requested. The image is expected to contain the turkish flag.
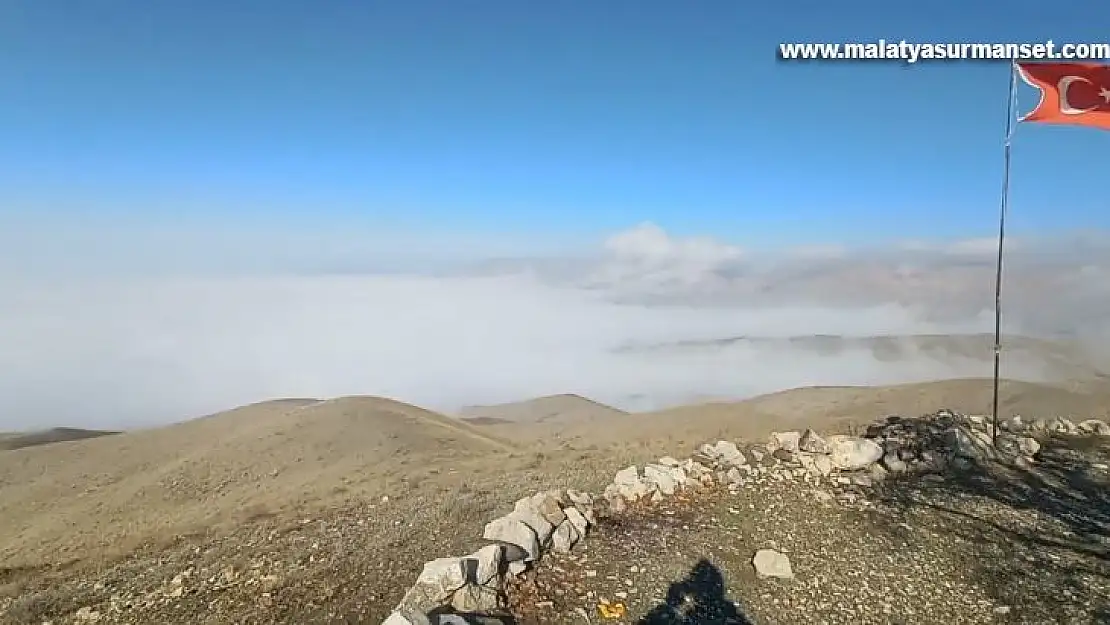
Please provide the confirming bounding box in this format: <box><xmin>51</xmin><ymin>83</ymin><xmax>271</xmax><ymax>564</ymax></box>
<box><xmin>1017</xmin><ymin>62</ymin><xmax>1110</xmax><ymax>130</ymax></box>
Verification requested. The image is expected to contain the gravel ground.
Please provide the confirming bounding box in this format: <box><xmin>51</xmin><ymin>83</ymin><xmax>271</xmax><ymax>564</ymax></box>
<box><xmin>505</xmin><ymin>436</ymin><xmax>1110</xmax><ymax>625</ymax></box>
<box><xmin>0</xmin><ymin>455</ymin><xmax>626</xmax><ymax>625</ymax></box>
<box><xmin>2</xmin><ymin>430</ymin><xmax>1106</xmax><ymax>625</ymax></box>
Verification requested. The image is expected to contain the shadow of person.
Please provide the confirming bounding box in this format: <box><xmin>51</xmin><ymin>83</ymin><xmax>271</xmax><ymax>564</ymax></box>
<box><xmin>636</xmin><ymin>558</ymin><xmax>753</xmax><ymax>625</ymax></box>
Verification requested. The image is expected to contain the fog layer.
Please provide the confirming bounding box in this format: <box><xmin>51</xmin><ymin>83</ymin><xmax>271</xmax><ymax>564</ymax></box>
<box><xmin>2</xmin><ymin>222</ymin><xmax>1107</xmax><ymax>430</ymax></box>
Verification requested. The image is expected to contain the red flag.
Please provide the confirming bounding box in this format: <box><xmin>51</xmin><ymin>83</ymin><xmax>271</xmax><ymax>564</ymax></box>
<box><xmin>1017</xmin><ymin>62</ymin><xmax>1110</xmax><ymax>130</ymax></box>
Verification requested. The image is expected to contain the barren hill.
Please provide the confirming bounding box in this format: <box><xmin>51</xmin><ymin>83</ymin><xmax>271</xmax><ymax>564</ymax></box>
<box><xmin>619</xmin><ymin>333</ymin><xmax>1110</xmax><ymax>388</ymax></box>
<box><xmin>535</xmin><ymin>378</ymin><xmax>1110</xmax><ymax>451</ymax></box>
<box><xmin>458</xmin><ymin>393</ymin><xmax>627</xmax><ymax>424</ymax></box>
<box><xmin>0</xmin><ymin>427</ymin><xmax>120</xmax><ymax>451</ymax></box>
<box><xmin>4</xmin><ymin>379</ymin><xmax>1110</xmax><ymax>624</ymax></box>
<box><xmin>0</xmin><ymin>395</ymin><xmax>513</xmax><ymax>567</ymax></box>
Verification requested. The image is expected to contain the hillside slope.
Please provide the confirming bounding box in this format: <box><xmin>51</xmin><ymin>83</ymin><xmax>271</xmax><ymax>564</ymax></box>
<box><xmin>0</xmin><ymin>396</ymin><xmax>511</xmax><ymax>567</ymax></box>
<box><xmin>459</xmin><ymin>393</ymin><xmax>627</xmax><ymax>424</ymax></box>
<box><xmin>540</xmin><ymin>378</ymin><xmax>1110</xmax><ymax>450</ymax></box>
<box><xmin>0</xmin><ymin>427</ymin><xmax>120</xmax><ymax>451</ymax></box>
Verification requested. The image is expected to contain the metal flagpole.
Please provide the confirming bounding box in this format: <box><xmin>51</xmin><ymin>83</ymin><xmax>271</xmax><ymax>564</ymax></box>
<box><xmin>991</xmin><ymin>60</ymin><xmax>1020</xmax><ymax>446</ymax></box>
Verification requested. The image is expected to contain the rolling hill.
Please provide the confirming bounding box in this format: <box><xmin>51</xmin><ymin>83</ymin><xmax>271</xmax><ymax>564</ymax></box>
<box><xmin>458</xmin><ymin>393</ymin><xmax>627</xmax><ymax>424</ymax></box>
<box><xmin>0</xmin><ymin>396</ymin><xmax>513</xmax><ymax>567</ymax></box>
<box><xmin>0</xmin><ymin>427</ymin><xmax>121</xmax><ymax>451</ymax></box>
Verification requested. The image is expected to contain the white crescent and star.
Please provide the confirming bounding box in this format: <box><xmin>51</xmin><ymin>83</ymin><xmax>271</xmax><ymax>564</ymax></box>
<box><xmin>1057</xmin><ymin>75</ymin><xmax>1108</xmax><ymax>114</ymax></box>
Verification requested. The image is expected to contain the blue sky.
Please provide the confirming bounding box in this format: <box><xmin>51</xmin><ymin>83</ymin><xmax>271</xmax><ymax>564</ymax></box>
<box><xmin>1</xmin><ymin>0</ymin><xmax>1107</xmax><ymax>252</ymax></box>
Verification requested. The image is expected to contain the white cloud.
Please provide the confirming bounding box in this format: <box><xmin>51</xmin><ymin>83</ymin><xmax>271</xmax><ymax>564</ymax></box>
<box><xmin>585</xmin><ymin>223</ymin><xmax>744</xmax><ymax>292</ymax></box>
<box><xmin>603</xmin><ymin>222</ymin><xmax>743</xmax><ymax>266</ymax></box>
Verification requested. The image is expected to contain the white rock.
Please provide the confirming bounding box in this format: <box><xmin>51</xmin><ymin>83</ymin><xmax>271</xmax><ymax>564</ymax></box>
<box><xmin>614</xmin><ymin>465</ymin><xmax>641</xmax><ymax>486</ymax></box>
<box><xmin>451</xmin><ymin>583</ymin><xmax>500</xmax><ymax>613</ymax></box>
<box><xmin>644</xmin><ymin>464</ymin><xmax>678</xmax><ymax>495</ymax></box>
<box><xmin>752</xmin><ymin>549</ymin><xmax>794</xmax><ymax>579</ymax></box>
<box><xmin>508</xmin><ymin>507</ymin><xmax>555</xmax><ymax>546</ymax></box>
<box><xmin>528</xmin><ymin>491</ymin><xmax>567</xmax><ymax>526</ymax></box>
<box><xmin>825</xmin><ymin>435</ymin><xmax>883</xmax><ymax>470</ymax></box>
<box><xmin>712</xmin><ymin>440</ymin><xmax>745</xmax><ymax>464</ymax></box>
<box><xmin>798</xmin><ymin>429</ymin><xmax>830</xmax><ymax>454</ymax></box>
<box><xmin>564</xmin><ymin>506</ymin><xmax>589</xmax><ymax>537</ymax></box>
<box><xmin>396</xmin><ymin>557</ymin><xmax>468</xmax><ymax>615</ymax></box>
<box><xmin>382</xmin><ymin>610</ymin><xmax>431</xmax><ymax>625</ymax></box>
<box><xmin>551</xmin><ymin>519</ymin><xmax>579</xmax><ymax>553</ymax></box>
<box><xmin>464</xmin><ymin>544</ymin><xmax>503</xmax><ymax>586</ymax></box>
<box><xmin>1079</xmin><ymin>419</ymin><xmax>1110</xmax><ymax>436</ymax></box>
<box><xmin>996</xmin><ymin>433</ymin><xmax>1041</xmax><ymax>458</ymax></box>
<box><xmin>617</xmin><ymin>479</ymin><xmax>652</xmax><ymax>501</ymax></box>
<box><xmin>565</xmin><ymin>489</ymin><xmax>593</xmax><ymax>506</ymax></box>
<box><xmin>483</xmin><ymin>516</ymin><xmax>540</xmax><ymax>562</ymax></box>
<box><xmin>769</xmin><ymin>431</ymin><xmax>801</xmax><ymax>453</ymax></box>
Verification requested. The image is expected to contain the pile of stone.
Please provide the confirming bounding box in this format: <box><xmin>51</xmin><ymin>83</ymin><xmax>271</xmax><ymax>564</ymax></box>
<box><xmin>601</xmin><ymin>455</ymin><xmax>712</xmax><ymax>511</ymax></box>
<box><xmin>596</xmin><ymin>430</ymin><xmax>891</xmax><ymax>515</ymax></box>
<box><xmin>383</xmin><ymin>489</ymin><xmax>596</xmax><ymax>625</ymax></box>
<box><xmin>1003</xmin><ymin>414</ymin><xmax>1110</xmax><ymax>437</ymax></box>
<box><xmin>859</xmin><ymin>409</ymin><xmax>1045</xmax><ymax>474</ymax></box>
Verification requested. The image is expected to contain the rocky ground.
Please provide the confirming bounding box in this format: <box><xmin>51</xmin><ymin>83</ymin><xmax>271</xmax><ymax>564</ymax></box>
<box><xmin>504</xmin><ymin>417</ymin><xmax>1110</xmax><ymax>625</ymax></box>
<box><xmin>2</xmin><ymin>412</ymin><xmax>1108</xmax><ymax>625</ymax></box>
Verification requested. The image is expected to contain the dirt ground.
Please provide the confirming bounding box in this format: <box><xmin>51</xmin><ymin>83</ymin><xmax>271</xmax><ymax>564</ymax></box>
<box><xmin>507</xmin><ymin>435</ymin><xmax>1110</xmax><ymax>625</ymax></box>
<box><xmin>1</xmin><ymin>380</ymin><xmax>1109</xmax><ymax>624</ymax></box>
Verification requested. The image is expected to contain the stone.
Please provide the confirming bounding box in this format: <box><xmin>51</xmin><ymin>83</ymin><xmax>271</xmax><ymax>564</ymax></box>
<box><xmin>75</xmin><ymin>607</ymin><xmax>102</xmax><ymax>622</ymax></box>
<box><xmin>1049</xmin><ymin>417</ymin><xmax>1079</xmax><ymax>435</ymax></box>
<box><xmin>697</xmin><ymin>443</ymin><xmax>718</xmax><ymax>460</ymax></box>
<box><xmin>1078</xmin><ymin>419</ymin><xmax>1110</xmax><ymax>436</ymax></box>
<box><xmin>995</xmin><ymin>433</ymin><xmax>1041</xmax><ymax>458</ymax></box>
<box><xmin>527</xmin><ymin>491</ymin><xmax>567</xmax><ymax>527</ymax></box>
<box><xmin>881</xmin><ymin>452</ymin><xmax>908</xmax><ymax>473</ymax></box>
<box><xmin>451</xmin><ymin>583</ymin><xmax>501</xmax><ymax>613</ymax></box>
<box><xmin>565</xmin><ymin>489</ymin><xmax>593</xmax><ymax>506</ymax></box>
<box><xmin>681</xmin><ymin>459</ymin><xmax>711</xmax><ymax>478</ymax></box>
<box><xmin>712</xmin><ymin>440</ymin><xmax>746</xmax><ymax>465</ymax></box>
<box><xmin>825</xmin><ymin>435</ymin><xmax>883</xmax><ymax>470</ymax></box>
<box><xmin>383</xmin><ymin>611</ymin><xmax>432</xmax><ymax>625</ymax></box>
<box><xmin>668</xmin><ymin>465</ymin><xmax>689</xmax><ymax>487</ymax></box>
<box><xmin>396</xmin><ymin>558</ymin><xmax>468</xmax><ymax>615</ymax></box>
<box><xmin>772</xmin><ymin>448</ymin><xmax>796</xmax><ymax>463</ymax></box>
<box><xmin>945</xmin><ymin>425</ymin><xmax>994</xmax><ymax>460</ymax></box>
<box><xmin>726</xmin><ymin>467</ymin><xmax>743</xmax><ymax>484</ymax></box>
<box><xmin>769</xmin><ymin>431</ymin><xmax>801</xmax><ymax>453</ymax></box>
<box><xmin>798</xmin><ymin>429</ymin><xmax>831</xmax><ymax>454</ymax></box>
<box><xmin>551</xmin><ymin>519</ymin><xmax>579</xmax><ymax>553</ymax></box>
<box><xmin>463</xmin><ymin>544</ymin><xmax>503</xmax><ymax>586</ymax></box>
<box><xmin>507</xmin><ymin>507</ymin><xmax>555</xmax><ymax>546</ymax></box>
<box><xmin>616</xmin><ymin>478</ymin><xmax>652</xmax><ymax>501</ymax></box>
<box><xmin>812</xmin><ymin>454</ymin><xmax>834</xmax><ymax>476</ymax></box>
<box><xmin>752</xmin><ymin>549</ymin><xmax>794</xmax><ymax>579</ymax></box>
<box><xmin>643</xmin><ymin>464</ymin><xmax>678</xmax><ymax>495</ymax></box>
<box><xmin>614</xmin><ymin>466</ymin><xmax>640</xmax><ymax>486</ymax></box>
<box><xmin>483</xmin><ymin>516</ymin><xmax>540</xmax><ymax>562</ymax></box>
<box><xmin>563</xmin><ymin>506</ymin><xmax>589</xmax><ymax>537</ymax></box>
<box><xmin>658</xmin><ymin>456</ymin><xmax>681</xmax><ymax>467</ymax></box>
